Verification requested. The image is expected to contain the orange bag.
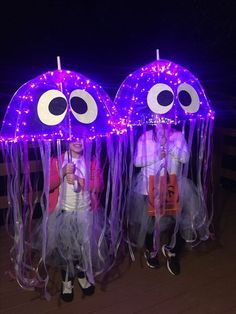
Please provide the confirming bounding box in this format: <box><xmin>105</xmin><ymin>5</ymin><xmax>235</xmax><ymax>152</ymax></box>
<box><xmin>148</xmin><ymin>174</ymin><xmax>180</xmax><ymax>216</ymax></box>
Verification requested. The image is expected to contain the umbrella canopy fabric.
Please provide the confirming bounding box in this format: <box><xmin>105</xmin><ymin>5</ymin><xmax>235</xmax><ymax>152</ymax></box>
<box><xmin>1</xmin><ymin>69</ymin><xmax>118</xmax><ymax>141</ymax></box>
<box><xmin>114</xmin><ymin>59</ymin><xmax>214</xmax><ymax>126</ymax></box>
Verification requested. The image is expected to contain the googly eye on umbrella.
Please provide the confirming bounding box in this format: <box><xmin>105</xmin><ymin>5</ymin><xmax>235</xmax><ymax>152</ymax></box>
<box><xmin>0</xmin><ymin>57</ymin><xmax>118</xmax><ymax>298</ymax></box>
<box><xmin>114</xmin><ymin>50</ymin><xmax>215</xmax><ymax>262</ymax></box>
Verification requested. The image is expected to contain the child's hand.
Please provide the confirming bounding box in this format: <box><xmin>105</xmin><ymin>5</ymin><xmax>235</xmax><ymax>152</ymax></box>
<box><xmin>66</xmin><ymin>173</ymin><xmax>77</xmax><ymax>184</ymax></box>
<box><xmin>63</xmin><ymin>162</ymin><xmax>75</xmax><ymax>176</ymax></box>
<box><xmin>66</xmin><ymin>174</ymin><xmax>85</xmax><ymax>190</ymax></box>
<box><xmin>160</xmin><ymin>149</ymin><xmax>166</xmax><ymax>159</ymax></box>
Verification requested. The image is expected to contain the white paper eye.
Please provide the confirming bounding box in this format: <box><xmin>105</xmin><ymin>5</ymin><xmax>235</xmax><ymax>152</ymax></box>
<box><xmin>37</xmin><ymin>90</ymin><xmax>68</xmax><ymax>125</ymax></box>
<box><xmin>69</xmin><ymin>89</ymin><xmax>98</xmax><ymax>124</ymax></box>
<box><xmin>177</xmin><ymin>83</ymin><xmax>200</xmax><ymax>113</ymax></box>
<box><xmin>147</xmin><ymin>83</ymin><xmax>174</xmax><ymax>114</ymax></box>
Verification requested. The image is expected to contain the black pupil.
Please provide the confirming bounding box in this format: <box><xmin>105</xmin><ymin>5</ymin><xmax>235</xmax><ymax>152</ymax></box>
<box><xmin>157</xmin><ymin>90</ymin><xmax>173</xmax><ymax>106</ymax></box>
<box><xmin>178</xmin><ymin>90</ymin><xmax>192</xmax><ymax>106</ymax></box>
<box><xmin>49</xmin><ymin>97</ymin><xmax>67</xmax><ymax>115</ymax></box>
<box><xmin>71</xmin><ymin>97</ymin><xmax>88</xmax><ymax>114</ymax></box>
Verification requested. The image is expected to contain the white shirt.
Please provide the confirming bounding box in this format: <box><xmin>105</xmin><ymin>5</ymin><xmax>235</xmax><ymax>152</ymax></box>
<box><xmin>133</xmin><ymin>129</ymin><xmax>189</xmax><ymax>195</ymax></box>
<box><xmin>59</xmin><ymin>155</ymin><xmax>91</xmax><ymax>211</ymax></box>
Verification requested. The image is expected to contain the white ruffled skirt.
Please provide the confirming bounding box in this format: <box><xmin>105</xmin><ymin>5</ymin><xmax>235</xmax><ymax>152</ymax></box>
<box><xmin>35</xmin><ymin>206</ymin><xmax>110</xmax><ymax>285</ymax></box>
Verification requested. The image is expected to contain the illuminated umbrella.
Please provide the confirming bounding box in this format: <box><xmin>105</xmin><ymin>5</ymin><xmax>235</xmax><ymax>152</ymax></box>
<box><xmin>1</xmin><ymin>68</ymin><xmax>116</xmax><ymax>140</ymax></box>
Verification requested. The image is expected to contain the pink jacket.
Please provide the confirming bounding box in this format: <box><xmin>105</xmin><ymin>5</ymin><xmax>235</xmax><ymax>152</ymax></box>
<box><xmin>48</xmin><ymin>154</ymin><xmax>104</xmax><ymax>214</ymax></box>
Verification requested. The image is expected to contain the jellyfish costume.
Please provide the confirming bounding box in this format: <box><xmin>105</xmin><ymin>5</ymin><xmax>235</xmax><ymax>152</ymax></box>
<box><xmin>0</xmin><ymin>68</ymin><xmax>120</xmax><ymax>297</ymax></box>
<box><xmin>114</xmin><ymin>58</ymin><xmax>214</xmax><ymax>259</ymax></box>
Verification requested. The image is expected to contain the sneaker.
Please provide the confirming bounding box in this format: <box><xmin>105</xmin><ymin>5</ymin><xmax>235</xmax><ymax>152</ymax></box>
<box><xmin>77</xmin><ymin>271</ymin><xmax>95</xmax><ymax>296</ymax></box>
<box><xmin>144</xmin><ymin>250</ymin><xmax>160</xmax><ymax>269</ymax></box>
<box><xmin>162</xmin><ymin>245</ymin><xmax>180</xmax><ymax>275</ymax></box>
<box><xmin>61</xmin><ymin>280</ymin><xmax>74</xmax><ymax>302</ymax></box>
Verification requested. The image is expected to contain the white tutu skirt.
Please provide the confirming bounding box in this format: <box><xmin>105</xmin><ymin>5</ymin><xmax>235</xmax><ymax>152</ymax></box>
<box><xmin>34</xmin><ymin>207</ymin><xmax>110</xmax><ymax>284</ymax></box>
<box><xmin>127</xmin><ymin>177</ymin><xmax>209</xmax><ymax>250</ymax></box>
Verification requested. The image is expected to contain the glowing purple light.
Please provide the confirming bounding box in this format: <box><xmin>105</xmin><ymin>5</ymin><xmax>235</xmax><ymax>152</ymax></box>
<box><xmin>1</xmin><ymin>69</ymin><xmax>121</xmax><ymax>141</ymax></box>
<box><xmin>114</xmin><ymin>59</ymin><xmax>214</xmax><ymax>127</ymax></box>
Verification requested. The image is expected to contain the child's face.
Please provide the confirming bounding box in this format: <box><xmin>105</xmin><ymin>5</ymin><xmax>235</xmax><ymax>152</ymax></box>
<box><xmin>69</xmin><ymin>140</ymin><xmax>84</xmax><ymax>155</ymax></box>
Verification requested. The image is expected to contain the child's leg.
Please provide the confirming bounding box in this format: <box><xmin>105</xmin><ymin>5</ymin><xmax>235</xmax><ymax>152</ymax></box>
<box><xmin>161</xmin><ymin>215</ymin><xmax>184</xmax><ymax>275</ymax></box>
<box><xmin>144</xmin><ymin>217</ymin><xmax>160</xmax><ymax>269</ymax></box>
<box><xmin>145</xmin><ymin>231</ymin><xmax>154</xmax><ymax>252</ymax></box>
<box><xmin>60</xmin><ymin>268</ymin><xmax>74</xmax><ymax>302</ymax></box>
<box><xmin>74</xmin><ymin>261</ymin><xmax>95</xmax><ymax>296</ymax></box>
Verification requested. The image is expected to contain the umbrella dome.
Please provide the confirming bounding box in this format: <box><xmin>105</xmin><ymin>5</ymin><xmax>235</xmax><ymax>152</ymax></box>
<box><xmin>114</xmin><ymin>58</ymin><xmax>214</xmax><ymax>126</ymax></box>
<box><xmin>1</xmin><ymin>69</ymin><xmax>118</xmax><ymax>141</ymax></box>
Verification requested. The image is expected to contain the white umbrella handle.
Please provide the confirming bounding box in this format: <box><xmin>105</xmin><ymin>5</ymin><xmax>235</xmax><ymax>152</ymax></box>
<box><xmin>67</xmin><ymin>150</ymin><xmax>78</xmax><ymax>192</ymax></box>
<box><xmin>73</xmin><ymin>179</ymin><xmax>78</xmax><ymax>192</ymax></box>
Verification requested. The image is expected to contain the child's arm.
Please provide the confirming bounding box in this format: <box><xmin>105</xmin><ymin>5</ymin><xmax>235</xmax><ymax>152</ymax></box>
<box><xmin>168</xmin><ymin>132</ymin><xmax>189</xmax><ymax>164</ymax></box>
<box><xmin>134</xmin><ymin>137</ymin><xmax>161</xmax><ymax>167</ymax></box>
<box><xmin>89</xmin><ymin>157</ymin><xmax>104</xmax><ymax>193</ymax></box>
<box><xmin>89</xmin><ymin>158</ymin><xmax>104</xmax><ymax>211</ymax></box>
<box><xmin>49</xmin><ymin>158</ymin><xmax>61</xmax><ymax>192</ymax></box>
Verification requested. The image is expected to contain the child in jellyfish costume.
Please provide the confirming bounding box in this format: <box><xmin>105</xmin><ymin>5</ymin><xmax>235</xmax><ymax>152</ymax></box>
<box><xmin>45</xmin><ymin>139</ymin><xmax>104</xmax><ymax>301</ymax></box>
<box><xmin>0</xmin><ymin>68</ymin><xmax>119</xmax><ymax>301</ymax></box>
<box><xmin>114</xmin><ymin>58</ymin><xmax>214</xmax><ymax>275</ymax></box>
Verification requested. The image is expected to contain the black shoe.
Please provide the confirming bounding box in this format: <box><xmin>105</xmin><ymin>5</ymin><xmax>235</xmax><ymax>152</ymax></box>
<box><xmin>162</xmin><ymin>245</ymin><xmax>180</xmax><ymax>275</ymax></box>
<box><xmin>77</xmin><ymin>272</ymin><xmax>95</xmax><ymax>296</ymax></box>
<box><xmin>144</xmin><ymin>250</ymin><xmax>160</xmax><ymax>269</ymax></box>
<box><xmin>60</xmin><ymin>280</ymin><xmax>74</xmax><ymax>302</ymax></box>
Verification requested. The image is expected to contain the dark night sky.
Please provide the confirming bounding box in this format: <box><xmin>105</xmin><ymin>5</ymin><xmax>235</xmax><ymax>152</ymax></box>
<box><xmin>0</xmin><ymin>0</ymin><xmax>236</xmax><ymax>126</ymax></box>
